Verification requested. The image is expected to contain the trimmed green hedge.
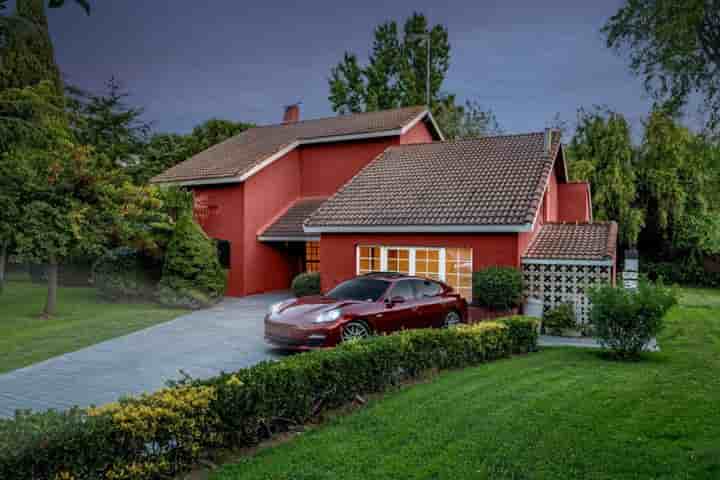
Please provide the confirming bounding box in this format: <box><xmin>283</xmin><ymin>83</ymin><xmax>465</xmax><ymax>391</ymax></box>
<box><xmin>291</xmin><ymin>272</ymin><xmax>321</xmax><ymax>297</ymax></box>
<box><xmin>472</xmin><ymin>266</ymin><xmax>524</xmax><ymax>310</ymax></box>
<box><xmin>0</xmin><ymin>318</ymin><xmax>537</xmax><ymax>480</ymax></box>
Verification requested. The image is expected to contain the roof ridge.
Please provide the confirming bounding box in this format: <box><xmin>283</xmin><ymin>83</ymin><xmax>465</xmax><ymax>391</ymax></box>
<box><xmin>385</xmin><ymin>131</ymin><xmax>549</xmax><ymax>149</ymax></box>
<box><xmin>249</xmin><ymin>105</ymin><xmax>426</xmax><ymax>130</ymax></box>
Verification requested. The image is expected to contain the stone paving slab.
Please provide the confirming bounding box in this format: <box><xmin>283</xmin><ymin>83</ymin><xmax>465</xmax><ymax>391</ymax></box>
<box><xmin>0</xmin><ymin>292</ymin><xmax>292</xmax><ymax>417</ymax></box>
<box><xmin>539</xmin><ymin>335</ymin><xmax>660</xmax><ymax>352</ymax></box>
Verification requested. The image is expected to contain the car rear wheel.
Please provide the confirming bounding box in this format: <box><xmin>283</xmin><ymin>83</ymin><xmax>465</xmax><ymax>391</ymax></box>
<box><xmin>341</xmin><ymin>321</ymin><xmax>371</xmax><ymax>342</ymax></box>
<box><xmin>443</xmin><ymin>310</ymin><xmax>462</xmax><ymax>328</ymax></box>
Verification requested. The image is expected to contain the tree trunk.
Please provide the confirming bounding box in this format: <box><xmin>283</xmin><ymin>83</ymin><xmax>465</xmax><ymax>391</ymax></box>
<box><xmin>0</xmin><ymin>241</ymin><xmax>7</xmax><ymax>295</ymax></box>
<box><xmin>43</xmin><ymin>255</ymin><xmax>58</xmax><ymax>317</ymax></box>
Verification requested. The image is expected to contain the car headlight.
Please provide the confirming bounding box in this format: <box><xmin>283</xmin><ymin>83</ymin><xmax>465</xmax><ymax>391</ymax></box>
<box><xmin>315</xmin><ymin>308</ymin><xmax>342</xmax><ymax>323</ymax></box>
<box><xmin>269</xmin><ymin>302</ymin><xmax>284</xmax><ymax>316</ymax></box>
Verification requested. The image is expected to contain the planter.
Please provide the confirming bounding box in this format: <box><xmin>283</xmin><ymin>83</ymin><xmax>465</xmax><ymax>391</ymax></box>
<box><xmin>468</xmin><ymin>305</ymin><xmax>519</xmax><ymax>324</ymax></box>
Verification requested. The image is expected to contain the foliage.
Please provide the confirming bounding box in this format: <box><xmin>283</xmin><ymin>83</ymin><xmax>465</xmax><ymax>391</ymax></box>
<box><xmin>589</xmin><ymin>281</ymin><xmax>677</xmax><ymax>359</ymax></box>
<box><xmin>291</xmin><ymin>272</ymin><xmax>321</xmax><ymax>297</ymax></box>
<box><xmin>472</xmin><ymin>266</ymin><xmax>524</xmax><ymax>310</ymax></box>
<box><xmin>93</xmin><ymin>247</ymin><xmax>163</xmax><ymax>301</ymax></box>
<box><xmin>543</xmin><ymin>303</ymin><xmax>577</xmax><ymax>334</ymax></box>
<box><xmin>157</xmin><ymin>206</ymin><xmax>226</xmax><ymax>309</ymax></box>
<box><xmin>603</xmin><ymin>0</ymin><xmax>720</xmax><ymax>133</ymax></box>
<box><xmin>215</xmin><ymin>292</ymin><xmax>720</xmax><ymax>479</ymax></box>
<box><xmin>433</xmin><ymin>98</ymin><xmax>502</xmax><ymax>140</ymax></box>
<box><xmin>0</xmin><ymin>0</ymin><xmax>62</xmax><ymax>92</ymax></box>
<box><xmin>0</xmin><ymin>321</ymin><xmax>537</xmax><ymax>480</ymax></box>
<box><xmin>329</xmin><ymin>12</ymin><xmax>449</xmax><ymax>114</ymax></box>
<box><xmin>497</xmin><ymin>316</ymin><xmax>539</xmax><ymax>353</ymax></box>
<box><xmin>567</xmin><ymin>107</ymin><xmax>644</xmax><ymax>247</ymax></box>
<box><xmin>642</xmin><ymin>258</ymin><xmax>720</xmax><ymax>287</ymax></box>
<box><xmin>637</xmin><ymin>110</ymin><xmax>718</xmax><ymax>255</ymax></box>
<box><xmin>66</xmin><ymin>77</ymin><xmax>150</xmax><ymax>173</ymax></box>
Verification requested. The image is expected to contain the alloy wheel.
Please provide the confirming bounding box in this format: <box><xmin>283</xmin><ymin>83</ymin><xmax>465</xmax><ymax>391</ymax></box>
<box><xmin>341</xmin><ymin>321</ymin><xmax>370</xmax><ymax>342</ymax></box>
<box><xmin>443</xmin><ymin>311</ymin><xmax>461</xmax><ymax>328</ymax></box>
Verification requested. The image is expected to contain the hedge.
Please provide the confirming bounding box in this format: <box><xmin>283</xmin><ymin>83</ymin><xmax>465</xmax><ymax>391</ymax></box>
<box><xmin>291</xmin><ymin>271</ymin><xmax>321</xmax><ymax>297</ymax></box>
<box><xmin>0</xmin><ymin>318</ymin><xmax>537</xmax><ymax>480</ymax></box>
<box><xmin>472</xmin><ymin>266</ymin><xmax>524</xmax><ymax>310</ymax></box>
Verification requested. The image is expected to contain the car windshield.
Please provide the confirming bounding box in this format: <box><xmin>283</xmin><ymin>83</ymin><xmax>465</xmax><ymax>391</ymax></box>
<box><xmin>326</xmin><ymin>278</ymin><xmax>390</xmax><ymax>302</ymax></box>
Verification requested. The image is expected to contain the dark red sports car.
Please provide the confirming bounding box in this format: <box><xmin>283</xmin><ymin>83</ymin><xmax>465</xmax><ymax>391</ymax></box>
<box><xmin>264</xmin><ymin>273</ymin><xmax>468</xmax><ymax>349</ymax></box>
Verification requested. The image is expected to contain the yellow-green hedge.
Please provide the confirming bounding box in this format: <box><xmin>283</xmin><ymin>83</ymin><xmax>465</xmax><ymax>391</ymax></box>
<box><xmin>0</xmin><ymin>317</ymin><xmax>537</xmax><ymax>480</ymax></box>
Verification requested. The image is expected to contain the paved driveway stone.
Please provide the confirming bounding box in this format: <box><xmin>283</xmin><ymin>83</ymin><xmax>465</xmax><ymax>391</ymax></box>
<box><xmin>0</xmin><ymin>292</ymin><xmax>292</xmax><ymax>417</ymax></box>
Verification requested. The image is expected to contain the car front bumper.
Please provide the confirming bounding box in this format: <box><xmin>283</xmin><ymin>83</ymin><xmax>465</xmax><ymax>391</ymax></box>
<box><xmin>264</xmin><ymin>315</ymin><xmax>342</xmax><ymax>350</ymax></box>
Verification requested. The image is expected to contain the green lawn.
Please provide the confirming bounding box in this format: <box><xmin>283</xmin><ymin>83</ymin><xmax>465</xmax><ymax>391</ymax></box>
<box><xmin>0</xmin><ymin>280</ymin><xmax>187</xmax><ymax>374</ymax></box>
<box><xmin>214</xmin><ymin>289</ymin><xmax>720</xmax><ymax>480</ymax></box>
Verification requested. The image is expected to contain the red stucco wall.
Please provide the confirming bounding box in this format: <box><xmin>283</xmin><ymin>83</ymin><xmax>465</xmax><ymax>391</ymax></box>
<box><xmin>318</xmin><ymin>233</ymin><xmax>520</xmax><ymax>292</ymax></box>
<box><xmin>191</xmin><ymin>183</ymin><xmax>245</xmax><ymax>296</ymax></box>
<box><xmin>558</xmin><ymin>182</ymin><xmax>592</xmax><ymax>222</ymax></box>
<box><xmin>300</xmin><ymin>137</ymin><xmax>398</xmax><ymax>197</ymax></box>
<box><xmin>400</xmin><ymin>120</ymin><xmax>434</xmax><ymax>144</ymax></box>
<box><xmin>241</xmin><ymin>148</ymin><xmax>302</xmax><ymax>295</ymax></box>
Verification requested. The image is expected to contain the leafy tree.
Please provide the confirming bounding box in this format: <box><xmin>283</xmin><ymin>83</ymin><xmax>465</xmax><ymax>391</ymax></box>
<box><xmin>637</xmin><ymin>109</ymin><xmax>718</xmax><ymax>255</ymax></box>
<box><xmin>186</xmin><ymin>118</ymin><xmax>254</xmax><ymax>153</ymax></box>
<box><xmin>603</xmin><ymin>0</ymin><xmax>720</xmax><ymax>132</ymax></box>
<box><xmin>434</xmin><ymin>98</ymin><xmax>502</xmax><ymax>140</ymax></box>
<box><xmin>567</xmin><ymin>107</ymin><xmax>644</xmax><ymax>247</ymax></box>
<box><xmin>0</xmin><ymin>81</ymin><xmax>111</xmax><ymax>316</ymax></box>
<box><xmin>66</xmin><ymin>77</ymin><xmax>151</xmax><ymax>171</ymax></box>
<box><xmin>329</xmin><ymin>12</ymin><xmax>450</xmax><ymax>113</ymax></box>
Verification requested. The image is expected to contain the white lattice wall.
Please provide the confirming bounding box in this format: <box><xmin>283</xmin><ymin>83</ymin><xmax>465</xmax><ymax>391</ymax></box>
<box><xmin>521</xmin><ymin>262</ymin><xmax>614</xmax><ymax>325</ymax></box>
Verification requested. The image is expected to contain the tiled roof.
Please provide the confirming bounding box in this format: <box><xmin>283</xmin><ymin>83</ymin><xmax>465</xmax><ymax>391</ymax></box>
<box><xmin>259</xmin><ymin>198</ymin><xmax>327</xmax><ymax>240</ymax></box>
<box><xmin>151</xmin><ymin>106</ymin><xmax>428</xmax><ymax>184</ymax></box>
<box><xmin>523</xmin><ymin>222</ymin><xmax>618</xmax><ymax>261</ymax></box>
<box><xmin>305</xmin><ymin>131</ymin><xmax>561</xmax><ymax>229</ymax></box>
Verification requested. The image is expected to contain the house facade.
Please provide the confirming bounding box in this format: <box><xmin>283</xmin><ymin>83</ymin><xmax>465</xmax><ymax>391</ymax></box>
<box><xmin>152</xmin><ymin>105</ymin><xmax>617</xmax><ymax>314</ymax></box>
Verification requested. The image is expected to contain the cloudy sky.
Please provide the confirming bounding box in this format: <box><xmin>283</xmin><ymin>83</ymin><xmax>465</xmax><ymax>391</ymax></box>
<box><xmin>43</xmin><ymin>0</ymin><xmax>655</xmax><ymax>136</ymax></box>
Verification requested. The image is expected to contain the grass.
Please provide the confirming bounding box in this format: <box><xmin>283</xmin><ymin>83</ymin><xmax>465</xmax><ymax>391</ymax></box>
<box><xmin>0</xmin><ymin>280</ymin><xmax>187</xmax><ymax>374</ymax></box>
<box><xmin>214</xmin><ymin>288</ymin><xmax>720</xmax><ymax>480</ymax></box>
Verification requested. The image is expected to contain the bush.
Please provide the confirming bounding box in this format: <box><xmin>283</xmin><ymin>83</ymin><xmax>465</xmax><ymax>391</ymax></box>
<box><xmin>472</xmin><ymin>266</ymin><xmax>523</xmax><ymax>310</ymax></box>
<box><xmin>642</xmin><ymin>259</ymin><xmax>720</xmax><ymax>287</ymax></box>
<box><xmin>292</xmin><ymin>272</ymin><xmax>321</xmax><ymax>297</ymax></box>
<box><xmin>0</xmin><ymin>321</ymin><xmax>537</xmax><ymax>480</ymax></box>
<box><xmin>157</xmin><ymin>213</ymin><xmax>226</xmax><ymax>309</ymax></box>
<box><xmin>497</xmin><ymin>316</ymin><xmax>539</xmax><ymax>353</ymax></box>
<box><xmin>543</xmin><ymin>303</ymin><xmax>577</xmax><ymax>335</ymax></box>
<box><xmin>589</xmin><ymin>281</ymin><xmax>678</xmax><ymax>359</ymax></box>
<box><xmin>94</xmin><ymin>247</ymin><xmax>163</xmax><ymax>301</ymax></box>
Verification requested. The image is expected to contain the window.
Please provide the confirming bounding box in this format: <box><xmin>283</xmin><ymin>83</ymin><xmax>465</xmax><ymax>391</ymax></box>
<box><xmin>386</xmin><ymin>247</ymin><xmax>410</xmax><ymax>274</ymax></box>
<box><xmin>327</xmin><ymin>278</ymin><xmax>390</xmax><ymax>302</ymax></box>
<box><xmin>414</xmin><ymin>248</ymin><xmax>441</xmax><ymax>280</ymax></box>
<box><xmin>388</xmin><ymin>280</ymin><xmax>415</xmax><ymax>301</ymax></box>
<box><xmin>358</xmin><ymin>246</ymin><xmax>381</xmax><ymax>275</ymax></box>
<box><xmin>216</xmin><ymin>240</ymin><xmax>231</xmax><ymax>269</ymax></box>
<box><xmin>305</xmin><ymin>241</ymin><xmax>320</xmax><ymax>273</ymax></box>
<box><xmin>356</xmin><ymin>245</ymin><xmax>474</xmax><ymax>300</ymax></box>
<box><xmin>445</xmin><ymin>248</ymin><xmax>472</xmax><ymax>300</ymax></box>
<box><xmin>412</xmin><ymin>279</ymin><xmax>442</xmax><ymax>298</ymax></box>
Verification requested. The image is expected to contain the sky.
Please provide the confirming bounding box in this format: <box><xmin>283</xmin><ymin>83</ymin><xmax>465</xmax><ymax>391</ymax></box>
<box><xmin>40</xmin><ymin>0</ymin><xmax>658</xmax><ymax>136</ymax></box>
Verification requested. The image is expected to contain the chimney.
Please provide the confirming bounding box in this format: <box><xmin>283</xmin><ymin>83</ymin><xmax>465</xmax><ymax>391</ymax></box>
<box><xmin>283</xmin><ymin>103</ymin><xmax>300</xmax><ymax>123</ymax></box>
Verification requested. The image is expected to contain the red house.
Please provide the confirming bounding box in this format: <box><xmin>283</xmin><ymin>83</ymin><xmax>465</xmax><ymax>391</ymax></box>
<box><xmin>152</xmin><ymin>105</ymin><xmax>616</xmax><ymax>319</ymax></box>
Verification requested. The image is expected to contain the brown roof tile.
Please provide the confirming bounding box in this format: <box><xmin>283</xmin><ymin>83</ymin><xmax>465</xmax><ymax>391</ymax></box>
<box><xmin>259</xmin><ymin>198</ymin><xmax>327</xmax><ymax>240</ymax></box>
<box><xmin>151</xmin><ymin>106</ymin><xmax>428</xmax><ymax>184</ymax></box>
<box><xmin>305</xmin><ymin>131</ymin><xmax>561</xmax><ymax>228</ymax></box>
<box><xmin>523</xmin><ymin>222</ymin><xmax>618</xmax><ymax>261</ymax></box>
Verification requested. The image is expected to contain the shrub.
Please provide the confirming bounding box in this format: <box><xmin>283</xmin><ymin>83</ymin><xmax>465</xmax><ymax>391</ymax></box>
<box><xmin>472</xmin><ymin>266</ymin><xmax>523</xmax><ymax>310</ymax></box>
<box><xmin>497</xmin><ymin>316</ymin><xmax>539</xmax><ymax>353</ymax></box>
<box><xmin>589</xmin><ymin>281</ymin><xmax>678</xmax><ymax>359</ymax></box>
<box><xmin>291</xmin><ymin>272</ymin><xmax>321</xmax><ymax>297</ymax></box>
<box><xmin>0</xmin><ymin>322</ymin><xmax>537</xmax><ymax>480</ymax></box>
<box><xmin>94</xmin><ymin>247</ymin><xmax>163</xmax><ymax>301</ymax></box>
<box><xmin>157</xmin><ymin>213</ymin><xmax>226</xmax><ymax>309</ymax></box>
<box><xmin>543</xmin><ymin>303</ymin><xmax>577</xmax><ymax>335</ymax></box>
<box><xmin>642</xmin><ymin>259</ymin><xmax>720</xmax><ymax>287</ymax></box>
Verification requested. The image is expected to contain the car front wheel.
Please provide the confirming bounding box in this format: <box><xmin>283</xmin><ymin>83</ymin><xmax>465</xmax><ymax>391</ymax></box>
<box><xmin>443</xmin><ymin>310</ymin><xmax>462</xmax><ymax>328</ymax></box>
<box><xmin>341</xmin><ymin>321</ymin><xmax>371</xmax><ymax>342</ymax></box>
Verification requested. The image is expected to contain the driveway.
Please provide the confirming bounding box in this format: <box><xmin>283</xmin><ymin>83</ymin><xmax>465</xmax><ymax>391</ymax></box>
<box><xmin>0</xmin><ymin>292</ymin><xmax>292</xmax><ymax>417</ymax></box>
